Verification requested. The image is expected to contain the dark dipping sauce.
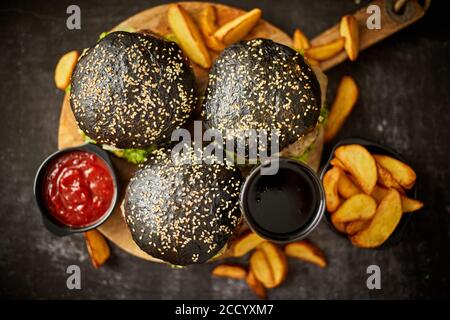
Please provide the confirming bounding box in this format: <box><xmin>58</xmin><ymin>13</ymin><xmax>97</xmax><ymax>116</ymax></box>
<box><xmin>42</xmin><ymin>151</ymin><xmax>114</xmax><ymax>227</ymax></box>
<box><xmin>242</xmin><ymin>159</ymin><xmax>324</xmax><ymax>242</ymax></box>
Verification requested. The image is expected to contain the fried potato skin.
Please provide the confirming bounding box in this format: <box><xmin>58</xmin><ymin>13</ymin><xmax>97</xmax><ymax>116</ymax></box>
<box><xmin>351</xmin><ymin>189</ymin><xmax>402</xmax><ymax>248</ymax></box>
<box><xmin>338</xmin><ymin>173</ymin><xmax>362</xmax><ymax>198</ymax></box>
<box><xmin>230</xmin><ymin>232</ymin><xmax>266</xmax><ymax>257</ymax></box>
<box><xmin>293</xmin><ymin>28</ymin><xmax>310</xmax><ymax>51</ymax></box>
<box><xmin>55</xmin><ymin>50</ymin><xmax>79</xmax><ymax>90</ymax></box>
<box><xmin>340</xmin><ymin>15</ymin><xmax>360</xmax><ymax>61</ymax></box>
<box><xmin>214</xmin><ymin>9</ymin><xmax>262</xmax><ymax>45</ymax></box>
<box><xmin>324</xmin><ymin>76</ymin><xmax>359</xmax><ymax>142</ymax></box>
<box><xmin>335</xmin><ymin>144</ymin><xmax>377</xmax><ymax>194</ymax></box>
<box><xmin>198</xmin><ymin>5</ymin><xmax>226</xmax><ymax>52</ymax></box>
<box><xmin>372</xmin><ymin>185</ymin><xmax>423</xmax><ymax>213</ymax></box>
<box><xmin>168</xmin><ymin>4</ymin><xmax>211</xmax><ymax>68</ymax></box>
<box><xmin>333</xmin><ymin>193</ymin><xmax>377</xmax><ymax>223</ymax></box>
<box><xmin>246</xmin><ymin>270</ymin><xmax>267</xmax><ymax>299</ymax></box>
<box><xmin>250</xmin><ymin>243</ymin><xmax>287</xmax><ymax>289</ymax></box>
<box><xmin>284</xmin><ymin>240</ymin><xmax>327</xmax><ymax>268</ymax></box>
<box><xmin>85</xmin><ymin>230</ymin><xmax>110</xmax><ymax>268</ymax></box>
<box><xmin>305</xmin><ymin>37</ymin><xmax>345</xmax><ymax>61</ymax></box>
<box><xmin>373</xmin><ymin>154</ymin><xmax>417</xmax><ymax>189</ymax></box>
<box><xmin>323</xmin><ymin>166</ymin><xmax>342</xmax><ymax>212</ymax></box>
<box><xmin>212</xmin><ymin>264</ymin><xmax>247</xmax><ymax>280</ymax></box>
<box><xmin>346</xmin><ymin>220</ymin><xmax>370</xmax><ymax>235</ymax></box>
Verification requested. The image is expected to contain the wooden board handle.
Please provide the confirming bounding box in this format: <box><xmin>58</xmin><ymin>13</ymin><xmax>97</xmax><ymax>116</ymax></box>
<box><xmin>312</xmin><ymin>0</ymin><xmax>428</xmax><ymax>71</ymax></box>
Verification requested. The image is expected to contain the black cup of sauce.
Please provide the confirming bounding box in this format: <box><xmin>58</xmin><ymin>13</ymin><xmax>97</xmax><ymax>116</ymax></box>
<box><xmin>34</xmin><ymin>143</ymin><xmax>118</xmax><ymax>236</ymax></box>
<box><xmin>240</xmin><ymin>157</ymin><xmax>325</xmax><ymax>243</ymax></box>
<box><xmin>320</xmin><ymin>137</ymin><xmax>418</xmax><ymax>248</ymax></box>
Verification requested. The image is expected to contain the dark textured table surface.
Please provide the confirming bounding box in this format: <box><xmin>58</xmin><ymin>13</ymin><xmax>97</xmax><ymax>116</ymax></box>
<box><xmin>1</xmin><ymin>0</ymin><xmax>449</xmax><ymax>299</ymax></box>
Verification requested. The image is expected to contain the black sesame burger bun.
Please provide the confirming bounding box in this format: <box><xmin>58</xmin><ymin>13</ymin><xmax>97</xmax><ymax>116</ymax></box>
<box><xmin>203</xmin><ymin>38</ymin><xmax>322</xmax><ymax>151</ymax></box>
<box><xmin>124</xmin><ymin>149</ymin><xmax>242</xmax><ymax>266</ymax></box>
<box><xmin>70</xmin><ymin>31</ymin><xmax>197</xmax><ymax>149</ymax></box>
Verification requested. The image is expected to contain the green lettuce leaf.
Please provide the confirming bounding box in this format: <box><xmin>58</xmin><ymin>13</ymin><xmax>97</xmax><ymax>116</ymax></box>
<box><xmin>290</xmin><ymin>143</ymin><xmax>316</xmax><ymax>164</ymax></box>
<box><xmin>98</xmin><ymin>27</ymin><xmax>136</xmax><ymax>41</ymax></box>
<box><xmin>121</xmin><ymin>147</ymin><xmax>156</xmax><ymax>164</ymax></box>
<box><xmin>80</xmin><ymin>131</ymin><xmax>154</xmax><ymax>164</ymax></box>
<box><xmin>164</xmin><ymin>33</ymin><xmax>179</xmax><ymax>45</ymax></box>
<box><xmin>293</xmin><ymin>47</ymin><xmax>305</xmax><ymax>56</ymax></box>
<box><xmin>318</xmin><ymin>103</ymin><xmax>329</xmax><ymax>125</ymax></box>
<box><xmin>79</xmin><ymin>130</ymin><xmax>96</xmax><ymax>144</ymax></box>
<box><xmin>98</xmin><ymin>31</ymin><xmax>109</xmax><ymax>40</ymax></box>
<box><xmin>105</xmin><ymin>146</ymin><xmax>156</xmax><ymax>164</ymax></box>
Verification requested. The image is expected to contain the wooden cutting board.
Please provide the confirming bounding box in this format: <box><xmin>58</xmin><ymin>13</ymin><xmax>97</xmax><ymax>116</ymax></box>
<box><xmin>57</xmin><ymin>1</ymin><xmax>322</xmax><ymax>262</ymax></box>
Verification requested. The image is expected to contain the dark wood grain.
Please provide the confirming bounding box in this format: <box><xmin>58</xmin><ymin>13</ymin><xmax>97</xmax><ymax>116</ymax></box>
<box><xmin>0</xmin><ymin>0</ymin><xmax>449</xmax><ymax>299</ymax></box>
<box><xmin>311</xmin><ymin>0</ymin><xmax>426</xmax><ymax>71</ymax></box>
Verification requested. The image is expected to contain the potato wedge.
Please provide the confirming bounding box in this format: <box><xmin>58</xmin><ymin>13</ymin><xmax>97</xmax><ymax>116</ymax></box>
<box><xmin>376</xmin><ymin>162</ymin><xmax>405</xmax><ymax>193</ymax></box>
<box><xmin>246</xmin><ymin>270</ymin><xmax>266</xmax><ymax>299</ymax></box>
<box><xmin>306</xmin><ymin>57</ymin><xmax>320</xmax><ymax>66</ymax></box>
<box><xmin>340</xmin><ymin>15</ymin><xmax>360</xmax><ymax>61</ymax></box>
<box><xmin>401</xmin><ymin>195</ymin><xmax>424</xmax><ymax>213</ymax></box>
<box><xmin>250</xmin><ymin>250</ymin><xmax>274</xmax><ymax>288</ymax></box>
<box><xmin>214</xmin><ymin>8</ymin><xmax>262</xmax><ymax>45</ymax></box>
<box><xmin>335</xmin><ymin>144</ymin><xmax>377</xmax><ymax>194</ymax></box>
<box><xmin>212</xmin><ymin>264</ymin><xmax>247</xmax><ymax>280</ymax></box>
<box><xmin>293</xmin><ymin>28</ymin><xmax>310</xmax><ymax>51</ymax></box>
<box><xmin>323</xmin><ymin>166</ymin><xmax>341</xmax><ymax>212</ymax></box>
<box><xmin>168</xmin><ymin>4</ymin><xmax>211</xmax><ymax>68</ymax></box>
<box><xmin>338</xmin><ymin>173</ymin><xmax>361</xmax><ymax>199</ymax></box>
<box><xmin>198</xmin><ymin>5</ymin><xmax>226</xmax><ymax>52</ymax></box>
<box><xmin>250</xmin><ymin>242</ymin><xmax>287</xmax><ymax>288</ymax></box>
<box><xmin>376</xmin><ymin>162</ymin><xmax>402</xmax><ymax>189</ymax></box>
<box><xmin>370</xmin><ymin>185</ymin><xmax>388</xmax><ymax>203</ymax></box>
<box><xmin>205</xmin><ymin>35</ymin><xmax>226</xmax><ymax>52</ymax></box>
<box><xmin>333</xmin><ymin>193</ymin><xmax>377</xmax><ymax>223</ymax></box>
<box><xmin>330</xmin><ymin>157</ymin><xmax>346</xmax><ymax>170</ymax></box>
<box><xmin>331</xmin><ymin>214</ymin><xmax>347</xmax><ymax>233</ymax></box>
<box><xmin>284</xmin><ymin>240</ymin><xmax>327</xmax><ymax>268</ymax></box>
<box><xmin>324</xmin><ymin>76</ymin><xmax>359</xmax><ymax>142</ymax></box>
<box><xmin>54</xmin><ymin>50</ymin><xmax>79</xmax><ymax>90</ymax></box>
<box><xmin>373</xmin><ymin>154</ymin><xmax>416</xmax><ymax>189</ymax></box>
<box><xmin>345</xmin><ymin>220</ymin><xmax>370</xmax><ymax>235</ymax></box>
<box><xmin>85</xmin><ymin>230</ymin><xmax>110</xmax><ymax>268</ymax></box>
<box><xmin>230</xmin><ymin>232</ymin><xmax>266</xmax><ymax>257</ymax></box>
<box><xmin>258</xmin><ymin>242</ymin><xmax>288</xmax><ymax>287</ymax></box>
<box><xmin>351</xmin><ymin>189</ymin><xmax>402</xmax><ymax>248</ymax></box>
<box><xmin>371</xmin><ymin>185</ymin><xmax>423</xmax><ymax>213</ymax></box>
<box><xmin>199</xmin><ymin>5</ymin><xmax>218</xmax><ymax>35</ymax></box>
<box><xmin>305</xmin><ymin>37</ymin><xmax>345</xmax><ymax>61</ymax></box>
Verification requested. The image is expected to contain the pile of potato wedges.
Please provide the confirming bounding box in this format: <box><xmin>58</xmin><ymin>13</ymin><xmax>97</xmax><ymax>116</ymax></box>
<box><xmin>323</xmin><ymin>144</ymin><xmax>423</xmax><ymax>248</ymax></box>
<box><xmin>212</xmin><ymin>232</ymin><xmax>327</xmax><ymax>299</ymax></box>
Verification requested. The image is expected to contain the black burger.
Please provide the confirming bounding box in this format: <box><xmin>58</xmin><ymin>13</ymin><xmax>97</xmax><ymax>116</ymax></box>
<box><xmin>70</xmin><ymin>31</ymin><xmax>197</xmax><ymax>163</ymax></box>
<box><xmin>124</xmin><ymin>149</ymin><xmax>242</xmax><ymax>266</ymax></box>
<box><xmin>203</xmin><ymin>38</ymin><xmax>327</xmax><ymax>164</ymax></box>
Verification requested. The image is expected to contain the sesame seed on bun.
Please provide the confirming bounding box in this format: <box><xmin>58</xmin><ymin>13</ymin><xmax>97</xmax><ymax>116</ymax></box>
<box><xmin>70</xmin><ymin>31</ymin><xmax>197</xmax><ymax>149</ymax></box>
<box><xmin>124</xmin><ymin>149</ymin><xmax>242</xmax><ymax>266</ymax></box>
<box><xmin>203</xmin><ymin>38</ymin><xmax>322</xmax><ymax>152</ymax></box>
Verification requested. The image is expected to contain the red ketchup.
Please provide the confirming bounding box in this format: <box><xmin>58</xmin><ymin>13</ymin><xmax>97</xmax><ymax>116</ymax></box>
<box><xmin>43</xmin><ymin>151</ymin><xmax>115</xmax><ymax>227</ymax></box>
